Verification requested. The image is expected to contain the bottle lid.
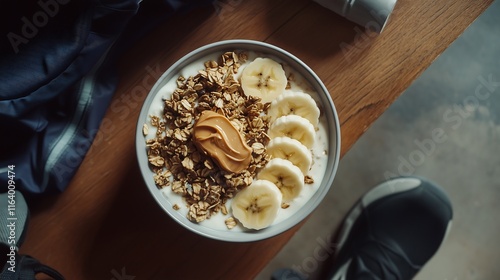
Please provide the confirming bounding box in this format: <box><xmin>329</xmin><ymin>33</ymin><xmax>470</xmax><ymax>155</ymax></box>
<box><xmin>314</xmin><ymin>0</ymin><xmax>398</xmax><ymax>33</ymax></box>
<box><xmin>345</xmin><ymin>0</ymin><xmax>397</xmax><ymax>33</ymax></box>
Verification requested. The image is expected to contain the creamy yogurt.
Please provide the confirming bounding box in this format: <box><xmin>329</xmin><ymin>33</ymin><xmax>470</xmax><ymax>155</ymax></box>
<box><xmin>145</xmin><ymin>51</ymin><xmax>329</xmax><ymax>231</ymax></box>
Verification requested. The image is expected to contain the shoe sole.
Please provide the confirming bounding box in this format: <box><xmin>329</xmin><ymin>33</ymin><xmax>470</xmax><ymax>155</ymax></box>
<box><xmin>334</xmin><ymin>177</ymin><xmax>453</xmax><ymax>258</ymax></box>
<box><xmin>0</xmin><ymin>191</ymin><xmax>30</xmax><ymax>249</ymax></box>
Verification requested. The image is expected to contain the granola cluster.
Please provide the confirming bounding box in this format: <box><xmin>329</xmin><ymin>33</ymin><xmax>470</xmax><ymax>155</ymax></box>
<box><xmin>145</xmin><ymin>52</ymin><xmax>271</xmax><ymax>224</ymax></box>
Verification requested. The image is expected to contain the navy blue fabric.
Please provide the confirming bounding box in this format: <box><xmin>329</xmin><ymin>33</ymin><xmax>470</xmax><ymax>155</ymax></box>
<box><xmin>0</xmin><ymin>0</ymin><xmax>214</xmax><ymax>196</ymax></box>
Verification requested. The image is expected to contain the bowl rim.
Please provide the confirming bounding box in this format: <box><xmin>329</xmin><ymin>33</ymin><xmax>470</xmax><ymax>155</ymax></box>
<box><xmin>135</xmin><ymin>39</ymin><xmax>341</xmax><ymax>242</ymax></box>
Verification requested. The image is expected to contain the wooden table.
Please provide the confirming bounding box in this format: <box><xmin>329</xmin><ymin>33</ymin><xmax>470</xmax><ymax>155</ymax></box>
<box><xmin>21</xmin><ymin>0</ymin><xmax>492</xmax><ymax>279</ymax></box>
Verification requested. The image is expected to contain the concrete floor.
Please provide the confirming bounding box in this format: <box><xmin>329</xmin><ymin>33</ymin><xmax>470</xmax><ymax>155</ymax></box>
<box><xmin>257</xmin><ymin>1</ymin><xmax>500</xmax><ymax>279</ymax></box>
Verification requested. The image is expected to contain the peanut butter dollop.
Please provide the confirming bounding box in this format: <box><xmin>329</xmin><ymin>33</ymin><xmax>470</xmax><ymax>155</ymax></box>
<box><xmin>193</xmin><ymin>110</ymin><xmax>252</xmax><ymax>173</ymax></box>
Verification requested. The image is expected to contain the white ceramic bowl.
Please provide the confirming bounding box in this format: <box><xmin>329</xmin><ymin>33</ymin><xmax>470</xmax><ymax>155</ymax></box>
<box><xmin>136</xmin><ymin>40</ymin><xmax>340</xmax><ymax>242</ymax></box>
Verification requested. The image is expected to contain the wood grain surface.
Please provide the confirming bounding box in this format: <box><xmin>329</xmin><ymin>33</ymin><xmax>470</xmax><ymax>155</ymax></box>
<box><xmin>20</xmin><ymin>0</ymin><xmax>492</xmax><ymax>279</ymax></box>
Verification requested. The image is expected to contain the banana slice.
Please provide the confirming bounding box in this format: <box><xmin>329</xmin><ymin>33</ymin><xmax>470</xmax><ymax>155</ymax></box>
<box><xmin>268</xmin><ymin>115</ymin><xmax>316</xmax><ymax>149</ymax></box>
<box><xmin>240</xmin><ymin>57</ymin><xmax>287</xmax><ymax>103</ymax></box>
<box><xmin>267</xmin><ymin>137</ymin><xmax>312</xmax><ymax>174</ymax></box>
<box><xmin>268</xmin><ymin>91</ymin><xmax>320</xmax><ymax>127</ymax></box>
<box><xmin>231</xmin><ymin>179</ymin><xmax>282</xmax><ymax>230</ymax></box>
<box><xmin>257</xmin><ymin>158</ymin><xmax>304</xmax><ymax>201</ymax></box>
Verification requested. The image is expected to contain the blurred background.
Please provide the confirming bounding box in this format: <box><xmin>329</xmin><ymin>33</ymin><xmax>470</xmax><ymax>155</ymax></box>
<box><xmin>257</xmin><ymin>1</ymin><xmax>500</xmax><ymax>279</ymax></box>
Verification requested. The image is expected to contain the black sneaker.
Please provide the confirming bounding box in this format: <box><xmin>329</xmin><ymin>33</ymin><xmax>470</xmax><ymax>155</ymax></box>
<box><xmin>0</xmin><ymin>191</ymin><xmax>64</xmax><ymax>280</ymax></box>
<box><xmin>326</xmin><ymin>176</ymin><xmax>453</xmax><ymax>280</ymax></box>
